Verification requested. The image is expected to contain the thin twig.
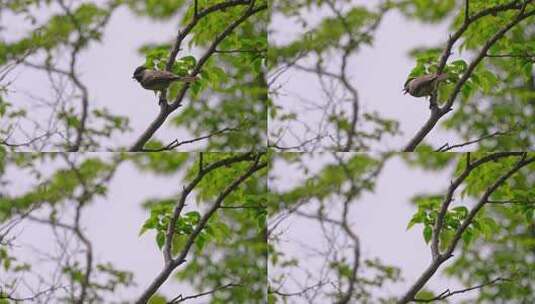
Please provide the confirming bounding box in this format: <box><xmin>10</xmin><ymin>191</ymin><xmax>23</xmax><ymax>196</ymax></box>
<box><xmin>168</xmin><ymin>283</ymin><xmax>241</xmax><ymax>303</ymax></box>
<box><xmin>413</xmin><ymin>277</ymin><xmax>510</xmax><ymax>302</ymax></box>
<box><xmin>140</xmin><ymin>127</ymin><xmax>238</xmax><ymax>152</ymax></box>
<box><xmin>435</xmin><ymin>130</ymin><xmax>510</xmax><ymax>152</ymax></box>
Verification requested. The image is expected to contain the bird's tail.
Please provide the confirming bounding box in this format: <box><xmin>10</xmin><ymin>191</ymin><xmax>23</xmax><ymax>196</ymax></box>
<box><xmin>174</xmin><ymin>76</ymin><xmax>199</xmax><ymax>83</ymax></box>
<box><xmin>435</xmin><ymin>73</ymin><xmax>448</xmax><ymax>81</ymax></box>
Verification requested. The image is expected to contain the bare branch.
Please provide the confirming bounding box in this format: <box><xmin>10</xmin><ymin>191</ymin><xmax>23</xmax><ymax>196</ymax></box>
<box><xmin>269</xmin><ymin>281</ymin><xmax>331</xmax><ymax>298</ymax></box>
<box><xmin>464</xmin><ymin>0</ymin><xmax>470</xmax><ymax>25</ymax></box>
<box><xmin>435</xmin><ymin>130</ymin><xmax>511</xmax><ymax>152</ymax></box>
<box><xmin>0</xmin><ymin>286</ymin><xmax>66</xmax><ymax>302</ymax></box>
<box><xmin>168</xmin><ymin>282</ymin><xmax>241</xmax><ymax>303</ymax></box>
<box><xmin>486</xmin><ymin>199</ymin><xmax>535</xmax><ymax>205</ymax></box>
<box><xmin>485</xmin><ymin>53</ymin><xmax>535</xmax><ymax>60</ymax></box>
<box><xmin>413</xmin><ymin>277</ymin><xmax>510</xmax><ymax>303</ymax></box>
<box><xmin>140</xmin><ymin>127</ymin><xmax>238</xmax><ymax>152</ymax></box>
<box><xmin>214</xmin><ymin>48</ymin><xmax>266</xmax><ymax>54</ymax></box>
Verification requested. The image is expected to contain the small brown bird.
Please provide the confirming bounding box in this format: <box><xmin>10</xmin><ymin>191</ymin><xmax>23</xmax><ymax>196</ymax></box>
<box><xmin>403</xmin><ymin>73</ymin><xmax>448</xmax><ymax>97</ymax></box>
<box><xmin>132</xmin><ymin>66</ymin><xmax>197</xmax><ymax>92</ymax></box>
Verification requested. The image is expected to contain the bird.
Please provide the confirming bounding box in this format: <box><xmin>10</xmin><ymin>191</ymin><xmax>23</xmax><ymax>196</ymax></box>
<box><xmin>132</xmin><ymin>66</ymin><xmax>198</xmax><ymax>95</ymax></box>
<box><xmin>403</xmin><ymin>73</ymin><xmax>448</xmax><ymax>97</ymax></box>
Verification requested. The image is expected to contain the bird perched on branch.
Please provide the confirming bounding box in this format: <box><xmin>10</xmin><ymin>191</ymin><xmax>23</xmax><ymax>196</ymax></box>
<box><xmin>403</xmin><ymin>73</ymin><xmax>448</xmax><ymax>97</ymax></box>
<box><xmin>132</xmin><ymin>66</ymin><xmax>197</xmax><ymax>94</ymax></box>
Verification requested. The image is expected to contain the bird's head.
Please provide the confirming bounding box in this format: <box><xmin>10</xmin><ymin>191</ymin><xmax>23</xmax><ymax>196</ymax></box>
<box><xmin>132</xmin><ymin>66</ymin><xmax>147</xmax><ymax>81</ymax></box>
<box><xmin>403</xmin><ymin>77</ymin><xmax>415</xmax><ymax>95</ymax></box>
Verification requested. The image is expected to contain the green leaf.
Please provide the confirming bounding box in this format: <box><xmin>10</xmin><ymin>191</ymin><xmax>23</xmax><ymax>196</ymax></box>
<box><xmin>179</xmin><ymin>55</ymin><xmax>197</xmax><ymax>69</ymax></box>
<box><xmin>407</xmin><ymin>210</ymin><xmax>425</xmax><ymax>230</ymax></box>
<box><xmin>423</xmin><ymin>225</ymin><xmax>433</xmax><ymax>244</ymax></box>
<box><xmin>462</xmin><ymin>229</ymin><xmax>474</xmax><ymax>246</ymax></box>
<box><xmin>452</xmin><ymin>206</ymin><xmax>469</xmax><ymax>219</ymax></box>
<box><xmin>414</xmin><ymin>289</ymin><xmax>436</xmax><ymax>301</ymax></box>
<box><xmin>195</xmin><ymin>233</ymin><xmax>207</xmax><ymax>252</ymax></box>
<box><xmin>450</xmin><ymin>59</ymin><xmax>468</xmax><ymax>73</ymax></box>
<box><xmin>148</xmin><ymin>294</ymin><xmax>167</xmax><ymax>304</ymax></box>
<box><xmin>156</xmin><ymin>231</ymin><xmax>165</xmax><ymax>250</ymax></box>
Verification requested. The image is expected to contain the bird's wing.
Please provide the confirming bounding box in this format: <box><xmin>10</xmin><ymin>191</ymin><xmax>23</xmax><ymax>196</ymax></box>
<box><xmin>154</xmin><ymin>70</ymin><xmax>198</xmax><ymax>83</ymax></box>
<box><xmin>141</xmin><ymin>70</ymin><xmax>178</xmax><ymax>88</ymax></box>
<box><xmin>403</xmin><ymin>77</ymin><xmax>415</xmax><ymax>89</ymax></box>
<box><xmin>436</xmin><ymin>73</ymin><xmax>448</xmax><ymax>81</ymax></box>
<box><xmin>152</xmin><ymin>70</ymin><xmax>179</xmax><ymax>80</ymax></box>
<box><xmin>141</xmin><ymin>74</ymin><xmax>162</xmax><ymax>88</ymax></box>
<box><xmin>420</xmin><ymin>74</ymin><xmax>438</xmax><ymax>83</ymax></box>
<box><xmin>410</xmin><ymin>74</ymin><xmax>438</xmax><ymax>88</ymax></box>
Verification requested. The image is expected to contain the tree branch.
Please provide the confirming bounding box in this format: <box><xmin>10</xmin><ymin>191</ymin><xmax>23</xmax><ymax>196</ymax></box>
<box><xmin>413</xmin><ymin>277</ymin><xmax>510</xmax><ymax>303</ymax></box>
<box><xmin>168</xmin><ymin>282</ymin><xmax>241</xmax><ymax>303</ymax></box>
<box><xmin>140</xmin><ymin>127</ymin><xmax>238</xmax><ymax>152</ymax></box>
<box><xmin>435</xmin><ymin>130</ymin><xmax>510</xmax><ymax>152</ymax></box>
